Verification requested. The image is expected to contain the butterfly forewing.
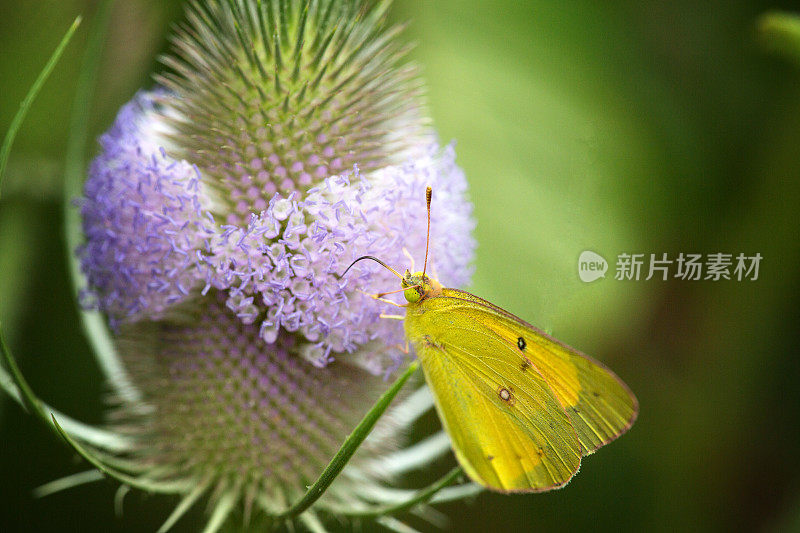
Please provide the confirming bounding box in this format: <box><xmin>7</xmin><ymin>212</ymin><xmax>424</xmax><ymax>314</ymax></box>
<box><xmin>406</xmin><ymin>297</ymin><xmax>582</xmax><ymax>492</ymax></box>
<box><xmin>438</xmin><ymin>289</ymin><xmax>639</xmax><ymax>455</ymax></box>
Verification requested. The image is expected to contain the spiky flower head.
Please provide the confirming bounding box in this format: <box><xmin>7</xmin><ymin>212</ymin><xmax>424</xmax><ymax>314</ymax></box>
<box><xmin>77</xmin><ymin>0</ymin><xmax>475</xmax><ymax>528</ymax></box>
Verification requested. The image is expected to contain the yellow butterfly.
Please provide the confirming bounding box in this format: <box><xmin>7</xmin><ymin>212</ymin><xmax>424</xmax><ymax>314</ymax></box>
<box><xmin>345</xmin><ymin>187</ymin><xmax>638</xmax><ymax>493</ymax></box>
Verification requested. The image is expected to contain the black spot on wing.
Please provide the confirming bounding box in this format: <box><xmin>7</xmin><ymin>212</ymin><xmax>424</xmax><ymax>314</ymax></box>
<box><xmin>497</xmin><ymin>386</ymin><xmax>515</xmax><ymax>406</ymax></box>
<box><xmin>517</xmin><ymin>337</ymin><xmax>526</xmax><ymax>351</ymax></box>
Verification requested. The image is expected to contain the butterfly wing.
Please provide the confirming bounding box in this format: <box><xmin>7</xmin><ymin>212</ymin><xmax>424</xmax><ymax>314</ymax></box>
<box><xmin>405</xmin><ymin>295</ymin><xmax>582</xmax><ymax>492</ymax></box>
<box><xmin>436</xmin><ymin>289</ymin><xmax>639</xmax><ymax>456</ymax></box>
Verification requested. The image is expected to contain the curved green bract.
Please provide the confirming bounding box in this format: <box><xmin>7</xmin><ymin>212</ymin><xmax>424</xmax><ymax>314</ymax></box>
<box><xmin>62</xmin><ymin>0</ymin><xmax>142</xmax><ymax>404</ymax></box>
<box><xmin>0</xmin><ymin>17</ymin><xmax>82</xmax><ymax>195</ymax></box>
<box><xmin>343</xmin><ymin>466</ymin><xmax>463</xmax><ymax>518</ymax></box>
<box><xmin>50</xmin><ymin>414</ymin><xmax>192</xmax><ymax>494</ymax></box>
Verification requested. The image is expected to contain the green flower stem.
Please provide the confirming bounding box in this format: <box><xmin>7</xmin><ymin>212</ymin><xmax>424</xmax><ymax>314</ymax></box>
<box><xmin>276</xmin><ymin>360</ymin><xmax>421</xmax><ymax>520</ymax></box>
<box><xmin>344</xmin><ymin>466</ymin><xmax>464</xmax><ymax>518</ymax></box>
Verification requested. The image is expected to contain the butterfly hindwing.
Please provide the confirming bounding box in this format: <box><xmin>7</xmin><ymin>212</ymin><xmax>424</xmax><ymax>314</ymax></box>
<box><xmin>437</xmin><ymin>289</ymin><xmax>639</xmax><ymax>455</ymax></box>
<box><xmin>406</xmin><ymin>296</ymin><xmax>582</xmax><ymax>492</ymax></box>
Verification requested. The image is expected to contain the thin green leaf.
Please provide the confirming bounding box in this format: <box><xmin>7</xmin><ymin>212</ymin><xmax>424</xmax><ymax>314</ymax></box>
<box><xmin>349</xmin><ymin>477</ymin><xmax>483</xmax><ymax>511</ymax></box>
<box><xmin>0</xmin><ymin>17</ymin><xmax>81</xmax><ymax>197</ymax></box>
<box><xmin>344</xmin><ymin>467</ymin><xmax>463</xmax><ymax>519</ymax></box>
<box><xmin>53</xmin><ymin>415</ymin><xmax>134</xmax><ymax>451</ymax></box>
<box><xmin>407</xmin><ymin>503</ymin><xmax>449</xmax><ymax>530</ymax></box>
<box><xmin>62</xmin><ymin>0</ymin><xmax>142</xmax><ymax>404</ymax></box>
<box><xmin>428</xmin><ymin>483</ymin><xmax>483</xmax><ymax>504</ymax></box>
<box><xmin>157</xmin><ymin>478</ymin><xmax>212</xmax><ymax>533</ymax></box>
<box><xmin>386</xmin><ymin>384</ymin><xmax>433</xmax><ymax>427</ymax></box>
<box><xmin>298</xmin><ymin>511</ymin><xmax>329</xmax><ymax>533</ymax></box>
<box><xmin>376</xmin><ymin>431</ymin><xmax>450</xmax><ymax>475</ymax></box>
<box><xmin>375</xmin><ymin>516</ymin><xmax>420</xmax><ymax>533</ymax></box>
<box><xmin>276</xmin><ymin>360</ymin><xmax>421</xmax><ymax>519</ymax></box>
<box><xmin>114</xmin><ymin>484</ymin><xmax>131</xmax><ymax>517</ymax></box>
<box><xmin>201</xmin><ymin>489</ymin><xmax>238</xmax><ymax>533</ymax></box>
<box><xmin>50</xmin><ymin>414</ymin><xmax>191</xmax><ymax>495</ymax></box>
<box><xmin>33</xmin><ymin>470</ymin><xmax>104</xmax><ymax>498</ymax></box>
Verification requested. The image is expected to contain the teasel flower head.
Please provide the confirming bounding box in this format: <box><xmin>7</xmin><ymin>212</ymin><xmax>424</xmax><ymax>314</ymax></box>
<box><xmin>55</xmin><ymin>0</ymin><xmax>477</xmax><ymax>530</ymax></box>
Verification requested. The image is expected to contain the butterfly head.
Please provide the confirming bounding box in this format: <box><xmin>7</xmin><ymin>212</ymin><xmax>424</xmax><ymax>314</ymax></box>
<box><xmin>401</xmin><ymin>270</ymin><xmax>442</xmax><ymax>303</ymax></box>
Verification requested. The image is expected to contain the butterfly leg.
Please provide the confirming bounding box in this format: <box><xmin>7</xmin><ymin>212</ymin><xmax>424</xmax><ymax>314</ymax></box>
<box><xmin>356</xmin><ymin>289</ymin><xmax>408</xmax><ymax>308</ymax></box>
<box><xmin>382</xmin><ymin>339</ymin><xmax>409</xmax><ymax>353</ymax></box>
<box><xmin>371</xmin><ymin>296</ymin><xmax>406</xmax><ymax>308</ymax></box>
<box><xmin>390</xmin><ymin>342</ymin><xmax>409</xmax><ymax>354</ymax></box>
<box><xmin>379</xmin><ymin>313</ymin><xmax>405</xmax><ymax>320</ymax></box>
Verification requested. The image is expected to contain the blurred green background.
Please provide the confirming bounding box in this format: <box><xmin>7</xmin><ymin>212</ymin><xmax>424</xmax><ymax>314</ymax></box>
<box><xmin>2</xmin><ymin>0</ymin><xmax>800</xmax><ymax>531</ymax></box>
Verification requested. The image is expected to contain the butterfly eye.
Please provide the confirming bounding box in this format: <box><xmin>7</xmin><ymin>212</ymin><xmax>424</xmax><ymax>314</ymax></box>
<box><xmin>403</xmin><ymin>286</ymin><xmax>422</xmax><ymax>303</ymax></box>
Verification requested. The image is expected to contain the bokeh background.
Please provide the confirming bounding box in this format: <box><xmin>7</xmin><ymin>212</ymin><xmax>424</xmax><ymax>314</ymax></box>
<box><xmin>2</xmin><ymin>1</ymin><xmax>800</xmax><ymax>531</ymax></box>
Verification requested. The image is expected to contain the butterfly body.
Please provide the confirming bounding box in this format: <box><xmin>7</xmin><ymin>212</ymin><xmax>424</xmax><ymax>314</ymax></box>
<box><xmin>401</xmin><ymin>270</ymin><xmax>638</xmax><ymax>493</ymax></box>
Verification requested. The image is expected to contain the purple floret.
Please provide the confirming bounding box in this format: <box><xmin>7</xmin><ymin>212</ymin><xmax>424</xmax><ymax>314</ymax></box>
<box><xmin>80</xmin><ymin>91</ymin><xmax>475</xmax><ymax>372</ymax></box>
<box><xmin>79</xmin><ymin>93</ymin><xmax>208</xmax><ymax>324</ymax></box>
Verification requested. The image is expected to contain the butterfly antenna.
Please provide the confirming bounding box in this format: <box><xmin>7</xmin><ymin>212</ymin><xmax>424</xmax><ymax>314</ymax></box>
<box><xmin>338</xmin><ymin>255</ymin><xmax>404</xmax><ymax>280</ymax></box>
<box><xmin>422</xmin><ymin>186</ymin><xmax>432</xmax><ymax>278</ymax></box>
